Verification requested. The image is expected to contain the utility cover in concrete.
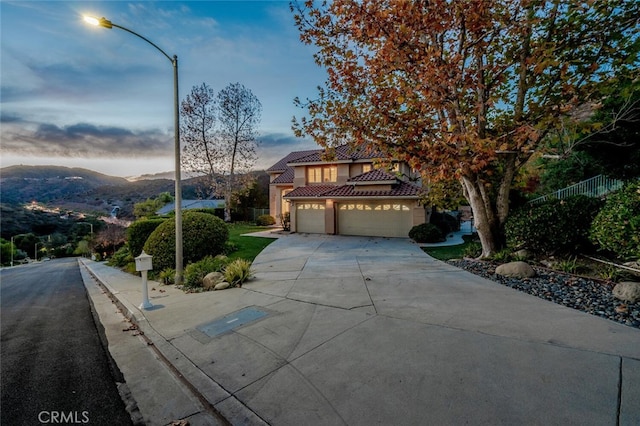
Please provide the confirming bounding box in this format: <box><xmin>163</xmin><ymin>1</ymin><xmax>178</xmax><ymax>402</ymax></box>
<box><xmin>197</xmin><ymin>307</ymin><xmax>268</xmax><ymax>337</ymax></box>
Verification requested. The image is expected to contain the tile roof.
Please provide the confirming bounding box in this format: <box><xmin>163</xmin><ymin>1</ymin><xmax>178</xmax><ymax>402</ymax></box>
<box><xmin>348</xmin><ymin>169</ymin><xmax>397</xmax><ymax>183</ymax></box>
<box><xmin>323</xmin><ymin>182</ymin><xmax>422</xmax><ymax>198</ymax></box>
<box><xmin>287</xmin><ymin>144</ymin><xmax>382</xmax><ymax>165</ymax></box>
<box><xmin>270</xmin><ymin>168</ymin><xmax>294</xmax><ymax>184</ymax></box>
<box><xmin>284</xmin><ymin>185</ymin><xmax>336</xmax><ymax>198</ymax></box>
<box><xmin>284</xmin><ymin>182</ymin><xmax>422</xmax><ymax>199</ymax></box>
<box><xmin>266</xmin><ymin>149</ymin><xmax>319</xmax><ymax>172</ymax></box>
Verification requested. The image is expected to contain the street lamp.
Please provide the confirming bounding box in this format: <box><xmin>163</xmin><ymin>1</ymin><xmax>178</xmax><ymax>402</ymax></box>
<box><xmin>83</xmin><ymin>15</ymin><xmax>183</xmax><ymax>284</ymax></box>
<box><xmin>35</xmin><ymin>243</ymin><xmax>41</xmax><ymax>262</ymax></box>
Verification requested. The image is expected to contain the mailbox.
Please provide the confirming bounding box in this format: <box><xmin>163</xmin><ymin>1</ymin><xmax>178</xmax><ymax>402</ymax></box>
<box><xmin>135</xmin><ymin>251</ymin><xmax>153</xmax><ymax>272</ymax></box>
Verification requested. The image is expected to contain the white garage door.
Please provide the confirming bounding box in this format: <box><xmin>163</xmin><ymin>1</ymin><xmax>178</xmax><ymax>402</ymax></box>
<box><xmin>338</xmin><ymin>202</ymin><xmax>412</xmax><ymax>237</ymax></box>
<box><xmin>295</xmin><ymin>203</ymin><xmax>326</xmax><ymax>234</ymax></box>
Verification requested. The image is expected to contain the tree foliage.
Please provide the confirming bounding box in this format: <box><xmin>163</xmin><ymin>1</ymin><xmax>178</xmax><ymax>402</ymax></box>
<box><xmin>291</xmin><ymin>0</ymin><xmax>640</xmax><ymax>256</ymax></box>
<box><xmin>180</xmin><ymin>82</ymin><xmax>262</xmax><ymax>221</ymax></box>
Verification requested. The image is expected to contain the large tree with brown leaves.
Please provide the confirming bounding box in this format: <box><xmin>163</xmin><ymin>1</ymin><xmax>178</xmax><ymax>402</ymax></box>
<box><xmin>291</xmin><ymin>0</ymin><xmax>639</xmax><ymax>256</ymax></box>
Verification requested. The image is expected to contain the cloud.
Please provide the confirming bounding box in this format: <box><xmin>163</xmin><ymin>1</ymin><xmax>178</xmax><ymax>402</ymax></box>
<box><xmin>1</xmin><ymin>121</ymin><xmax>172</xmax><ymax>158</ymax></box>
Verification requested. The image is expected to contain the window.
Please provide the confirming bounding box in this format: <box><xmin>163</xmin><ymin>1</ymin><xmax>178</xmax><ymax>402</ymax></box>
<box><xmin>308</xmin><ymin>166</ymin><xmax>337</xmax><ymax>183</ymax></box>
<box><xmin>362</xmin><ymin>164</ymin><xmax>373</xmax><ymax>173</ymax></box>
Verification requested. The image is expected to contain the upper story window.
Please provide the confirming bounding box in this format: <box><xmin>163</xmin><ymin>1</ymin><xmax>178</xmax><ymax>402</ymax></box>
<box><xmin>362</xmin><ymin>164</ymin><xmax>373</xmax><ymax>173</ymax></box>
<box><xmin>308</xmin><ymin>165</ymin><xmax>337</xmax><ymax>183</ymax></box>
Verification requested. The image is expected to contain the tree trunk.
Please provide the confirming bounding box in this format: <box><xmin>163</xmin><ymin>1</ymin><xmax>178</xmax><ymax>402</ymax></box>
<box><xmin>460</xmin><ymin>175</ymin><xmax>500</xmax><ymax>258</ymax></box>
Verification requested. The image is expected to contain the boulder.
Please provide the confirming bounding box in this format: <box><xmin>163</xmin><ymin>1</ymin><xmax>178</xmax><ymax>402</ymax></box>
<box><xmin>612</xmin><ymin>281</ymin><xmax>640</xmax><ymax>303</ymax></box>
<box><xmin>495</xmin><ymin>261</ymin><xmax>536</xmax><ymax>278</ymax></box>
<box><xmin>214</xmin><ymin>281</ymin><xmax>230</xmax><ymax>291</ymax></box>
<box><xmin>513</xmin><ymin>249</ymin><xmax>529</xmax><ymax>259</ymax></box>
<box><xmin>202</xmin><ymin>272</ymin><xmax>224</xmax><ymax>290</ymax></box>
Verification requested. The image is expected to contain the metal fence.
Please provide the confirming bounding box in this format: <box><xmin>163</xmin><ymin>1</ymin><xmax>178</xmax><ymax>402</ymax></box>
<box><xmin>529</xmin><ymin>174</ymin><xmax>624</xmax><ymax>205</ymax></box>
<box><xmin>250</xmin><ymin>208</ymin><xmax>270</xmax><ymax>221</ymax></box>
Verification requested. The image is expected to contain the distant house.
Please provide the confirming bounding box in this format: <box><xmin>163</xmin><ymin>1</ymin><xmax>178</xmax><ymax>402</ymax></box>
<box><xmin>156</xmin><ymin>199</ymin><xmax>225</xmax><ymax>215</ymax></box>
<box><xmin>267</xmin><ymin>145</ymin><xmax>429</xmax><ymax>238</ymax></box>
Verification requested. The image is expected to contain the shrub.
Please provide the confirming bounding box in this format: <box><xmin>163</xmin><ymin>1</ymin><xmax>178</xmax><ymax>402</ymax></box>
<box><xmin>224</xmin><ymin>258</ymin><xmax>253</xmax><ymax>287</ymax></box>
<box><xmin>590</xmin><ymin>181</ymin><xmax>640</xmax><ymax>260</ymax></box>
<box><xmin>463</xmin><ymin>241</ymin><xmax>482</xmax><ymax>258</ymax></box>
<box><xmin>127</xmin><ymin>219</ymin><xmax>165</xmax><ymax>258</ymax></box>
<box><xmin>108</xmin><ymin>245</ymin><xmax>133</xmax><ymax>268</ymax></box>
<box><xmin>430</xmin><ymin>212</ymin><xmax>460</xmax><ymax>235</ymax></box>
<box><xmin>157</xmin><ymin>268</ymin><xmax>175</xmax><ymax>285</ymax></box>
<box><xmin>143</xmin><ymin>211</ymin><xmax>229</xmax><ymax>271</ymax></box>
<box><xmin>279</xmin><ymin>212</ymin><xmax>290</xmax><ymax>231</ymax></box>
<box><xmin>256</xmin><ymin>214</ymin><xmax>276</xmax><ymax>226</ymax></box>
<box><xmin>408</xmin><ymin>223</ymin><xmax>444</xmax><ymax>243</ymax></box>
<box><xmin>183</xmin><ymin>255</ymin><xmax>230</xmax><ymax>288</ymax></box>
<box><xmin>505</xmin><ymin>195</ymin><xmax>603</xmax><ymax>256</ymax></box>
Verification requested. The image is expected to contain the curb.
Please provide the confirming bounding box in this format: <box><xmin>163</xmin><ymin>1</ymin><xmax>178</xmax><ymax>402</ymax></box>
<box><xmin>79</xmin><ymin>259</ymin><xmax>268</xmax><ymax>426</ymax></box>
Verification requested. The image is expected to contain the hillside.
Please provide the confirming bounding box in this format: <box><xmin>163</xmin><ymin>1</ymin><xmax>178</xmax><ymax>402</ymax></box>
<box><xmin>0</xmin><ymin>165</ymin><xmax>269</xmax><ymax>221</ymax></box>
<box><xmin>0</xmin><ymin>165</ymin><xmax>128</xmax><ymax>204</ymax></box>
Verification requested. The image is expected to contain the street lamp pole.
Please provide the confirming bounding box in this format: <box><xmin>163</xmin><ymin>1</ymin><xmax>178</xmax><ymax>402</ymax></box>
<box><xmin>83</xmin><ymin>16</ymin><xmax>183</xmax><ymax>284</ymax></box>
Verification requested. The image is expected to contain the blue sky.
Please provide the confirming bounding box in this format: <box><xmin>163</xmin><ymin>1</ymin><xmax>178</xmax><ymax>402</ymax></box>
<box><xmin>1</xmin><ymin>1</ymin><xmax>324</xmax><ymax>177</ymax></box>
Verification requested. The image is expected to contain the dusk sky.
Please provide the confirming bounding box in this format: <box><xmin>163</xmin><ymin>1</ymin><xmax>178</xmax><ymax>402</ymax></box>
<box><xmin>1</xmin><ymin>1</ymin><xmax>324</xmax><ymax>178</ymax></box>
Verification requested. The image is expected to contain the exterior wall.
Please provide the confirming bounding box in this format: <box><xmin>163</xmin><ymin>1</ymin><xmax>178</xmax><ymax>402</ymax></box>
<box><xmin>412</xmin><ymin>204</ymin><xmax>427</xmax><ymax>226</ymax></box>
<box><xmin>293</xmin><ymin>167</ymin><xmax>306</xmax><ymax>188</ymax></box>
<box><xmin>336</xmin><ymin>164</ymin><xmax>350</xmax><ymax>185</ymax></box>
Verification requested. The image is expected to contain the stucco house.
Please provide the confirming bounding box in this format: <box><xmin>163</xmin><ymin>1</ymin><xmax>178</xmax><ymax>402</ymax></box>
<box><xmin>267</xmin><ymin>145</ymin><xmax>429</xmax><ymax>238</ymax></box>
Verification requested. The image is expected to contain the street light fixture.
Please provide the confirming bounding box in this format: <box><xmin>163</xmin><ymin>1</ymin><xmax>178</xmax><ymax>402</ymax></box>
<box><xmin>83</xmin><ymin>15</ymin><xmax>183</xmax><ymax>284</ymax></box>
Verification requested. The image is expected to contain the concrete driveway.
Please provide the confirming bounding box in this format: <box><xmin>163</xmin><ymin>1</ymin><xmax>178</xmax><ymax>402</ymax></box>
<box><xmin>240</xmin><ymin>234</ymin><xmax>640</xmax><ymax>425</ymax></box>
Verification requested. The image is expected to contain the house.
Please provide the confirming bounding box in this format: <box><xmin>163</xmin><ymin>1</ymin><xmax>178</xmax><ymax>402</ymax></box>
<box><xmin>156</xmin><ymin>199</ymin><xmax>225</xmax><ymax>215</ymax></box>
<box><xmin>267</xmin><ymin>145</ymin><xmax>429</xmax><ymax>238</ymax></box>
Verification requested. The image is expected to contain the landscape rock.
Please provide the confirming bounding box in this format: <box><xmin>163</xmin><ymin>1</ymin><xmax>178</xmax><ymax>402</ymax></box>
<box><xmin>202</xmin><ymin>272</ymin><xmax>224</xmax><ymax>290</ymax></box>
<box><xmin>495</xmin><ymin>261</ymin><xmax>536</xmax><ymax>278</ymax></box>
<box><xmin>214</xmin><ymin>281</ymin><xmax>230</xmax><ymax>291</ymax></box>
<box><xmin>612</xmin><ymin>281</ymin><xmax>640</xmax><ymax>303</ymax></box>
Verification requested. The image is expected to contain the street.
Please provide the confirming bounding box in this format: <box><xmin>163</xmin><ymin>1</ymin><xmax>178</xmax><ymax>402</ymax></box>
<box><xmin>1</xmin><ymin>258</ymin><xmax>133</xmax><ymax>425</ymax></box>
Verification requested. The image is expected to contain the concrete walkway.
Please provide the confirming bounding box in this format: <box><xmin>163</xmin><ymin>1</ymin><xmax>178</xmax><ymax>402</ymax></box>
<box><xmin>81</xmin><ymin>234</ymin><xmax>640</xmax><ymax>425</ymax></box>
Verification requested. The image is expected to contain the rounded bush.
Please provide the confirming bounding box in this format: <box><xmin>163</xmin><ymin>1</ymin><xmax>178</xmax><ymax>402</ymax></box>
<box><xmin>127</xmin><ymin>218</ymin><xmax>166</xmax><ymax>257</ymax></box>
<box><xmin>256</xmin><ymin>214</ymin><xmax>276</xmax><ymax>226</ymax></box>
<box><xmin>505</xmin><ymin>195</ymin><xmax>603</xmax><ymax>255</ymax></box>
<box><xmin>409</xmin><ymin>223</ymin><xmax>444</xmax><ymax>243</ymax></box>
<box><xmin>143</xmin><ymin>211</ymin><xmax>229</xmax><ymax>271</ymax></box>
<box><xmin>590</xmin><ymin>182</ymin><xmax>640</xmax><ymax>259</ymax></box>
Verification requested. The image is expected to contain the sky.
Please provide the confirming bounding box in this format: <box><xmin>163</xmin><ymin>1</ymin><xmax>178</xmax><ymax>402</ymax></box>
<box><xmin>1</xmin><ymin>1</ymin><xmax>325</xmax><ymax>178</ymax></box>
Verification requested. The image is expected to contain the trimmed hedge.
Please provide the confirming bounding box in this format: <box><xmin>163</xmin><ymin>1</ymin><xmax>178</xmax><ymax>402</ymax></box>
<box><xmin>409</xmin><ymin>223</ymin><xmax>444</xmax><ymax>243</ymax></box>
<box><xmin>127</xmin><ymin>218</ymin><xmax>166</xmax><ymax>257</ymax></box>
<box><xmin>256</xmin><ymin>214</ymin><xmax>276</xmax><ymax>226</ymax></box>
<box><xmin>505</xmin><ymin>195</ymin><xmax>603</xmax><ymax>256</ymax></box>
<box><xmin>590</xmin><ymin>181</ymin><xmax>640</xmax><ymax>259</ymax></box>
<box><xmin>143</xmin><ymin>211</ymin><xmax>229</xmax><ymax>271</ymax></box>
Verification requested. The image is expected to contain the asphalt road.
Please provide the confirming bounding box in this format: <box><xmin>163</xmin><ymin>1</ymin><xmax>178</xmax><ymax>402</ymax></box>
<box><xmin>1</xmin><ymin>258</ymin><xmax>133</xmax><ymax>425</ymax></box>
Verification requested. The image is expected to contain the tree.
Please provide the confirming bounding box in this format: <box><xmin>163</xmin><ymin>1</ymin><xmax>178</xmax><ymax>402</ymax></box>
<box><xmin>291</xmin><ymin>0</ymin><xmax>639</xmax><ymax>256</ymax></box>
<box><xmin>181</xmin><ymin>82</ymin><xmax>262</xmax><ymax>222</ymax></box>
<box><xmin>133</xmin><ymin>192</ymin><xmax>173</xmax><ymax>218</ymax></box>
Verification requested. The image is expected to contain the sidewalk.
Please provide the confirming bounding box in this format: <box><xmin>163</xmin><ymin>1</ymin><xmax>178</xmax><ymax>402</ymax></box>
<box><xmin>80</xmin><ymin>233</ymin><xmax>640</xmax><ymax>425</ymax></box>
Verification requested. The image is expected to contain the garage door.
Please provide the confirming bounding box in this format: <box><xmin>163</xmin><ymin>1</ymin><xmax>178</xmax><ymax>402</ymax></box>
<box><xmin>338</xmin><ymin>202</ymin><xmax>412</xmax><ymax>238</ymax></box>
<box><xmin>295</xmin><ymin>203</ymin><xmax>326</xmax><ymax>234</ymax></box>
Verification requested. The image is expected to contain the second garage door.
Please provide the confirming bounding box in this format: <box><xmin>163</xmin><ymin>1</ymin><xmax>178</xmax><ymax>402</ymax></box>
<box><xmin>338</xmin><ymin>202</ymin><xmax>412</xmax><ymax>238</ymax></box>
<box><xmin>295</xmin><ymin>202</ymin><xmax>326</xmax><ymax>234</ymax></box>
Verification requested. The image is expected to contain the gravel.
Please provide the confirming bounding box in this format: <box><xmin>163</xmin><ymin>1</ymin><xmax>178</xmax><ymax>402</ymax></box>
<box><xmin>448</xmin><ymin>259</ymin><xmax>640</xmax><ymax>329</ymax></box>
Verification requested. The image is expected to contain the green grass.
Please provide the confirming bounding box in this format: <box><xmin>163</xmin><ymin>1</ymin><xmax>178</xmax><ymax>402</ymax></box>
<box><xmin>226</xmin><ymin>223</ymin><xmax>277</xmax><ymax>262</ymax></box>
<box><xmin>421</xmin><ymin>235</ymin><xmax>477</xmax><ymax>261</ymax></box>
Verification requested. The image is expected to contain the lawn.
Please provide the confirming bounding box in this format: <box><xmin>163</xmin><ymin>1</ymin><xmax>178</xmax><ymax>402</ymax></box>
<box><xmin>421</xmin><ymin>235</ymin><xmax>477</xmax><ymax>261</ymax></box>
<box><xmin>226</xmin><ymin>223</ymin><xmax>278</xmax><ymax>262</ymax></box>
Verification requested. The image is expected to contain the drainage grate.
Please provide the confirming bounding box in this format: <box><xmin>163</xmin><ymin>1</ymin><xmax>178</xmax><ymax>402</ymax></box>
<box><xmin>196</xmin><ymin>306</ymin><xmax>269</xmax><ymax>337</ymax></box>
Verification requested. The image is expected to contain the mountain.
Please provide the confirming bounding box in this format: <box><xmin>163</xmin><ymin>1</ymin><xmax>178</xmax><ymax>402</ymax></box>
<box><xmin>0</xmin><ymin>165</ymin><xmax>269</xmax><ymax>221</ymax></box>
<box><xmin>1</xmin><ymin>166</ymin><xmax>128</xmax><ymax>204</ymax></box>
